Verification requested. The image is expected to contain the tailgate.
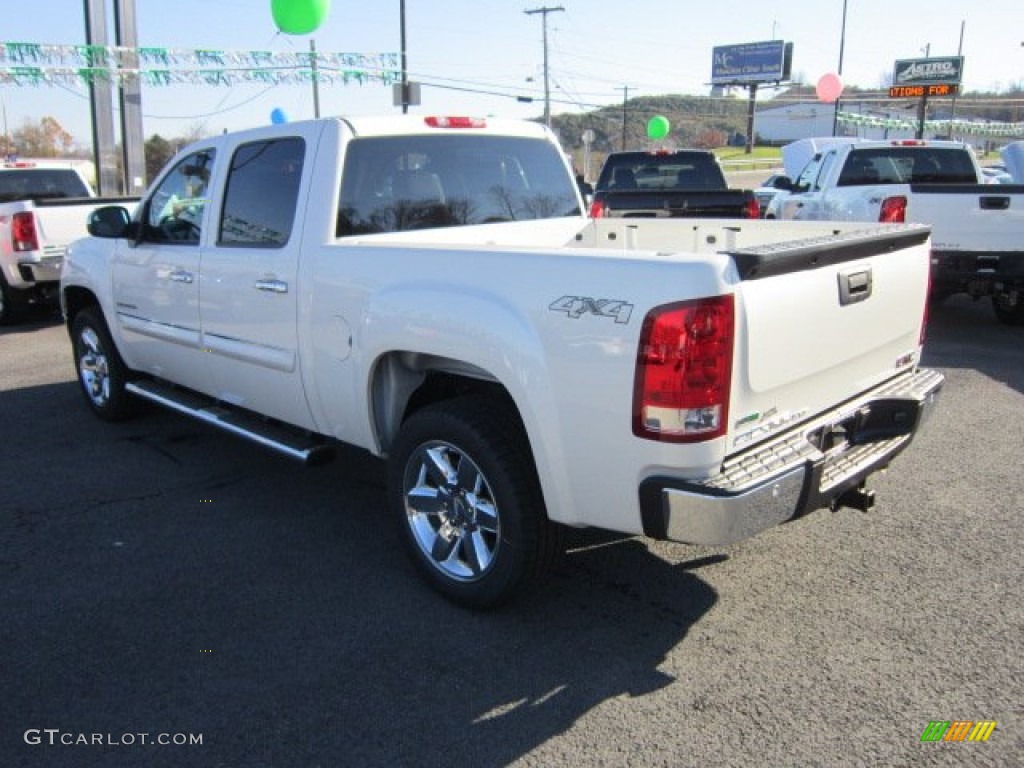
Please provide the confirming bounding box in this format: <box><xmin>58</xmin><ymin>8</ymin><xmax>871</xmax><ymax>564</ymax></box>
<box><xmin>908</xmin><ymin>184</ymin><xmax>1024</xmax><ymax>252</ymax></box>
<box><xmin>725</xmin><ymin>225</ymin><xmax>931</xmax><ymax>455</ymax></box>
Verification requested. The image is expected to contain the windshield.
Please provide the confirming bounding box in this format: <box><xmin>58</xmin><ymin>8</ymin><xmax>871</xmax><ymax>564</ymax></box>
<box><xmin>337</xmin><ymin>134</ymin><xmax>581</xmax><ymax>236</ymax></box>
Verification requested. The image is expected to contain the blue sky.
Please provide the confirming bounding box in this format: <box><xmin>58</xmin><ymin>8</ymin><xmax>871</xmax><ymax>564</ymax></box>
<box><xmin>2</xmin><ymin>0</ymin><xmax>1022</xmax><ymax>146</ymax></box>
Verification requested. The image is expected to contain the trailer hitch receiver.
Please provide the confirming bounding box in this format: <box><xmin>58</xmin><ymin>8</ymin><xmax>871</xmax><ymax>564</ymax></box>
<box><xmin>833</xmin><ymin>483</ymin><xmax>876</xmax><ymax>513</ymax></box>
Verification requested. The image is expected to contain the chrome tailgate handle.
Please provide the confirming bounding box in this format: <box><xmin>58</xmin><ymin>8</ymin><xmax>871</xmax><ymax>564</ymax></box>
<box><xmin>254</xmin><ymin>278</ymin><xmax>288</xmax><ymax>294</ymax></box>
<box><xmin>838</xmin><ymin>267</ymin><xmax>872</xmax><ymax>305</ymax></box>
<box><xmin>979</xmin><ymin>195</ymin><xmax>1009</xmax><ymax>211</ymax></box>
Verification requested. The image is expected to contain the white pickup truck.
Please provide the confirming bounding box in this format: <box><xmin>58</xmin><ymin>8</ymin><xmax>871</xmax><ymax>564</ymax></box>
<box><xmin>765</xmin><ymin>139</ymin><xmax>1024</xmax><ymax>325</ymax></box>
<box><xmin>61</xmin><ymin>116</ymin><xmax>943</xmax><ymax>607</ymax></box>
<box><xmin>0</xmin><ymin>160</ymin><xmax>137</xmax><ymax>323</ymax></box>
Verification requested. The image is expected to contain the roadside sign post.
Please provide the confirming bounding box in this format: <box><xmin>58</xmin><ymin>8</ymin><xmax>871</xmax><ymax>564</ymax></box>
<box><xmin>710</xmin><ymin>40</ymin><xmax>792</xmax><ymax>154</ymax></box>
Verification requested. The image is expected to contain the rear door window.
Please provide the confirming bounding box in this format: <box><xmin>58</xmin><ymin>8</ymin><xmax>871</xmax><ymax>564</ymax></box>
<box><xmin>219</xmin><ymin>138</ymin><xmax>305</xmax><ymax>247</ymax></box>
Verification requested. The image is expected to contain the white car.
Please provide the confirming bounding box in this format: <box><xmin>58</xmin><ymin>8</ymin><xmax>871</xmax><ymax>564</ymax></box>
<box><xmin>753</xmin><ymin>172</ymin><xmax>787</xmax><ymax>216</ymax></box>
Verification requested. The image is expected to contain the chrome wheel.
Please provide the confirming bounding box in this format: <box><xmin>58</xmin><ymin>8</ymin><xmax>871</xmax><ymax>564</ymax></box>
<box><xmin>77</xmin><ymin>326</ymin><xmax>111</xmax><ymax>407</ymax></box>
<box><xmin>71</xmin><ymin>307</ymin><xmax>135</xmax><ymax>421</ymax></box>
<box><xmin>388</xmin><ymin>397</ymin><xmax>563</xmax><ymax>608</ymax></box>
<box><xmin>403</xmin><ymin>440</ymin><xmax>501</xmax><ymax>582</ymax></box>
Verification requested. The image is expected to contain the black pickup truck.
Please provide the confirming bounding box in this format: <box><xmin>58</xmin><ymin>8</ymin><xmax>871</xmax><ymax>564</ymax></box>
<box><xmin>588</xmin><ymin>150</ymin><xmax>759</xmax><ymax>219</ymax></box>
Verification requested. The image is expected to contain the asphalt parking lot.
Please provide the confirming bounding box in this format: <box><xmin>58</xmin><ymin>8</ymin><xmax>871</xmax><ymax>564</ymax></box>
<box><xmin>2</xmin><ymin>296</ymin><xmax>1021</xmax><ymax>768</ymax></box>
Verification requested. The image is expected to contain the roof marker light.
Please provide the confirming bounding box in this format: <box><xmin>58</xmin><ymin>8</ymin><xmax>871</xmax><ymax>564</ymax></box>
<box><xmin>424</xmin><ymin>116</ymin><xmax>486</xmax><ymax>129</ymax></box>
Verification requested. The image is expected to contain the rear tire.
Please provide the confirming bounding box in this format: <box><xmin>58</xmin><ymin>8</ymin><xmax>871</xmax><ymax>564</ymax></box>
<box><xmin>71</xmin><ymin>307</ymin><xmax>137</xmax><ymax>421</ymax></box>
<box><xmin>387</xmin><ymin>396</ymin><xmax>563</xmax><ymax>609</ymax></box>
<box><xmin>0</xmin><ymin>273</ymin><xmax>26</xmax><ymax>325</ymax></box>
<box><xmin>992</xmin><ymin>289</ymin><xmax>1024</xmax><ymax>326</ymax></box>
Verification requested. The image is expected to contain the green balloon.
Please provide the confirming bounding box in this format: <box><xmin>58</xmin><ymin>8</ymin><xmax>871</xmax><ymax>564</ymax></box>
<box><xmin>272</xmin><ymin>0</ymin><xmax>331</xmax><ymax>35</ymax></box>
<box><xmin>647</xmin><ymin>115</ymin><xmax>670</xmax><ymax>140</ymax></box>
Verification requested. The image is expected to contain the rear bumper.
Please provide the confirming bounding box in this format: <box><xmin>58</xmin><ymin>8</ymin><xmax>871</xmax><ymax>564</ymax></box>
<box><xmin>6</xmin><ymin>250</ymin><xmax>63</xmax><ymax>288</ymax></box>
<box><xmin>931</xmin><ymin>250</ymin><xmax>1024</xmax><ymax>295</ymax></box>
<box><xmin>639</xmin><ymin>368</ymin><xmax>944</xmax><ymax>546</ymax></box>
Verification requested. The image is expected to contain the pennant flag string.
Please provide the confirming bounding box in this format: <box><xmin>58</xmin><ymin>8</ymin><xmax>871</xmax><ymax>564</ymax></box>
<box><xmin>0</xmin><ymin>42</ymin><xmax>399</xmax><ymax>87</ymax></box>
<box><xmin>836</xmin><ymin>110</ymin><xmax>1024</xmax><ymax>138</ymax></box>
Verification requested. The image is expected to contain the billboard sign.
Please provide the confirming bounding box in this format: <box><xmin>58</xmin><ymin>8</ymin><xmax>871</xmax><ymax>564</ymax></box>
<box><xmin>711</xmin><ymin>40</ymin><xmax>789</xmax><ymax>85</ymax></box>
<box><xmin>892</xmin><ymin>57</ymin><xmax>964</xmax><ymax>87</ymax></box>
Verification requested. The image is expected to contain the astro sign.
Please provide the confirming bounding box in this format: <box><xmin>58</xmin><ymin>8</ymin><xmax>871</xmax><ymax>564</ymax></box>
<box><xmin>892</xmin><ymin>56</ymin><xmax>964</xmax><ymax>87</ymax></box>
<box><xmin>711</xmin><ymin>40</ymin><xmax>792</xmax><ymax>85</ymax></box>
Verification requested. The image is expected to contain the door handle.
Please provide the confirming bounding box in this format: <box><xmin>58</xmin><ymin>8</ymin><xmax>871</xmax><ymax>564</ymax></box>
<box><xmin>169</xmin><ymin>269</ymin><xmax>194</xmax><ymax>284</ymax></box>
<box><xmin>255</xmin><ymin>278</ymin><xmax>288</xmax><ymax>294</ymax></box>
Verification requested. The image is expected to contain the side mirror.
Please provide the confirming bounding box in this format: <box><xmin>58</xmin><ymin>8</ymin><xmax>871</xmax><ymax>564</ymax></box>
<box><xmin>772</xmin><ymin>176</ymin><xmax>794</xmax><ymax>191</ymax></box>
<box><xmin>87</xmin><ymin>206</ymin><xmax>132</xmax><ymax>238</ymax></box>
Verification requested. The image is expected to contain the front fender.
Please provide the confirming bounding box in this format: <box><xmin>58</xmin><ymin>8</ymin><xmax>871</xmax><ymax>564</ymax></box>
<box><xmin>61</xmin><ymin>236</ymin><xmax>117</xmax><ymax>330</ymax></box>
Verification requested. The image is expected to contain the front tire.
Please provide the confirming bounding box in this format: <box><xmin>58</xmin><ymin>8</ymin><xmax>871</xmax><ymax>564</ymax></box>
<box><xmin>71</xmin><ymin>307</ymin><xmax>136</xmax><ymax>421</ymax></box>
<box><xmin>387</xmin><ymin>396</ymin><xmax>563</xmax><ymax>609</ymax></box>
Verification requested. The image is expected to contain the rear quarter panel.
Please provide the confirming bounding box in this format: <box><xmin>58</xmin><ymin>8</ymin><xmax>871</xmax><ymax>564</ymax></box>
<box><xmin>303</xmin><ymin>227</ymin><xmax>732</xmax><ymax>534</ymax></box>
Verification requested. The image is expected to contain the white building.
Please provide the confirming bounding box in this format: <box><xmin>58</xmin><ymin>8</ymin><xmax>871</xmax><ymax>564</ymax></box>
<box><xmin>754</xmin><ymin>101</ymin><xmax>929</xmax><ymax>143</ymax></box>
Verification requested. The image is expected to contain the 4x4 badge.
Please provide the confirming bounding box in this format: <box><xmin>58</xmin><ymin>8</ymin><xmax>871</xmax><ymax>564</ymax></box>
<box><xmin>549</xmin><ymin>295</ymin><xmax>634</xmax><ymax>324</ymax></box>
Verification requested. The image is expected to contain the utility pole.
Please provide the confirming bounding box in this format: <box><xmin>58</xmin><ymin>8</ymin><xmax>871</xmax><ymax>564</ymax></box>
<box><xmin>949</xmin><ymin>21</ymin><xmax>965</xmax><ymax>138</ymax></box>
<box><xmin>617</xmin><ymin>85</ymin><xmax>630</xmax><ymax>149</ymax></box>
<box><xmin>524</xmin><ymin>5</ymin><xmax>564</xmax><ymax>126</ymax></box>
<box><xmin>831</xmin><ymin>0</ymin><xmax>848</xmax><ymax>136</ymax></box>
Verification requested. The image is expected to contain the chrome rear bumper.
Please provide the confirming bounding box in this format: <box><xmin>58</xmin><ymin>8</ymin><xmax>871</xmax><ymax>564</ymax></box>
<box><xmin>639</xmin><ymin>368</ymin><xmax>943</xmax><ymax>546</ymax></box>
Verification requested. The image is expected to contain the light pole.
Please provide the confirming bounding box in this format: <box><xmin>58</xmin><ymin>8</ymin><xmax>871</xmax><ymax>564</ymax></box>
<box><xmin>310</xmin><ymin>39</ymin><xmax>321</xmax><ymax>118</ymax></box>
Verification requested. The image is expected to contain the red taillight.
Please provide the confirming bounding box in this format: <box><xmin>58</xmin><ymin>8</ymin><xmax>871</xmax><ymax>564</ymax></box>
<box><xmin>891</xmin><ymin>140</ymin><xmax>925</xmax><ymax>146</ymax></box>
<box><xmin>588</xmin><ymin>198</ymin><xmax>606</xmax><ymax>218</ymax></box>
<box><xmin>633</xmin><ymin>295</ymin><xmax>735</xmax><ymax>442</ymax></box>
<box><xmin>424</xmin><ymin>116</ymin><xmax>486</xmax><ymax>129</ymax></box>
<box><xmin>879</xmin><ymin>196</ymin><xmax>907</xmax><ymax>223</ymax></box>
<box><xmin>743</xmin><ymin>197</ymin><xmax>760</xmax><ymax>219</ymax></box>
<box><xmin>12</xmin><ymin>211</ymin><xmax>39</xmax><ymax>252</ymax></box>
